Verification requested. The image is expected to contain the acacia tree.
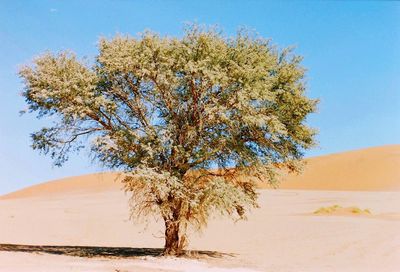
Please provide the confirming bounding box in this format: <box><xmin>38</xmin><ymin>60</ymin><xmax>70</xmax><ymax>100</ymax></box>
<box><xmin>20</xmin><ymin>25</ymin><xmax>317</xmax><ymax>255</ymax></box>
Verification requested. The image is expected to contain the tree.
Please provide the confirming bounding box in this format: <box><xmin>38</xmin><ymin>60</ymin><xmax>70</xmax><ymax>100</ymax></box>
<box><xmin>19</xmin><ymin>25</ymin><xmax>317</xmax><ymax>256</ymax></box>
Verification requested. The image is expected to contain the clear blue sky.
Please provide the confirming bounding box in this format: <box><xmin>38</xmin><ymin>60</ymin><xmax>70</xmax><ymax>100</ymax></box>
<box><xmin>0</xmin><ymin>1</ymin><xmax>399</xmax><ymax>194</ymax></box>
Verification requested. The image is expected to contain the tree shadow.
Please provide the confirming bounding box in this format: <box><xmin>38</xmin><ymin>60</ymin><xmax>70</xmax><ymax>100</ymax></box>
<box><xmin>0</xmin><ymin>243</ymin><xmax>234</xmax><ymax>259</ymax></box>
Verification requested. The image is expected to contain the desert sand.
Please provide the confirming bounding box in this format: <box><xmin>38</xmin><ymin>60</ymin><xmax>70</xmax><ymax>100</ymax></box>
<box><xmin>0</xmin><ymin>145</ymin><xmax>399</xmax><ymax>271</ymax></box>
<box><xmin>2</xmin><ymin>145</ymin><xmax>399</xmax><ymax>201</ymax></box>
<box><xmin>274</xmin><ymin>145</ymin><xmax>400</xmax><ymax>191</ymax></box>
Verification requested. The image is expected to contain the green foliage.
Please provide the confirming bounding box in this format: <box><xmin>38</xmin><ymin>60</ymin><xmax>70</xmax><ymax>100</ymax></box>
<box><xmin>20</xmin><ymin>24</ymin><xmax>317</xmax><ymax>253</ymax></box>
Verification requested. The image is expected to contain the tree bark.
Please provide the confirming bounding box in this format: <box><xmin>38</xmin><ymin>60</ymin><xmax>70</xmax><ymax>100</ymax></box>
<box><xmin>163</xmin><ymin>219</ymin><xmax>183</xmax><ymax>256</ymax></box>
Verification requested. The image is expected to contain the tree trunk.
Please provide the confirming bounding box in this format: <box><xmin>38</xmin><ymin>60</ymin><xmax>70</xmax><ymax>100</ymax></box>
<box><xmin>163</xmin><ymin>219</ymin><xmax>185</xmax><ymax>256</ymax></box>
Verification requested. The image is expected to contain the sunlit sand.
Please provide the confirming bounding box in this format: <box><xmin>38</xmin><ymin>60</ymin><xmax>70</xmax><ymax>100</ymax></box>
<box><xmin>1</xmin><ymin>145</ymin><xmax>399</xmax><ymax>271</ymax></box>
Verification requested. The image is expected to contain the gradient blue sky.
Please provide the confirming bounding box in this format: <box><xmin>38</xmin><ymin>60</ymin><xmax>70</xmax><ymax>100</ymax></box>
<box><xmin>0</xmin><ymin>1</ymin><xmax>399</xmax><ymax>194</ymax></box>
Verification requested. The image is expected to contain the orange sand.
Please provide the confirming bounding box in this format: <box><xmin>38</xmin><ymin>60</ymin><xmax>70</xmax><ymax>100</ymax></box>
<box><xmin>0</xmin><ymin>145</ymin><xmax>399</xmax><ymax>271</ymax></box>
<box><xmin>2</xmin><ymin>145</ymin><xmax>399</xmax><ymax>201</ymax></box>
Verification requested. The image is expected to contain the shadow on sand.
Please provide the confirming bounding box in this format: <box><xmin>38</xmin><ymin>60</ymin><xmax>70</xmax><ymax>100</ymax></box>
<box><xmin>0</xmin><ymin>243</ymin><xmax>234</xmax><ymax>259</ymax></box>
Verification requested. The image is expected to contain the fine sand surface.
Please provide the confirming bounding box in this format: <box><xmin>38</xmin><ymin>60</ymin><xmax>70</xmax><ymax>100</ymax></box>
<box><xmin>2</xmin><ymin>145</ymin><xmax>400</xmax><ymax>201</ymax></box>
<box><xmin>275</xmin><ymin>145</ymin><xmax>400</xmax><ymax>191</ymax></box>
<box><xmin>1</xmin><ymin>189</ymin><xmax>399</xmax><ymax>271</ymax></box>
<box><xmin>0</xmin><ymin>145</ymin><xmax>399</xmax><ymax>271</ymax></box>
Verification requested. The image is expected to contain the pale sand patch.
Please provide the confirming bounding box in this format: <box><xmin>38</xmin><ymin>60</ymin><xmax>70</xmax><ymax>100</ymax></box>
<box><xmin>0</xmin><ymin>251</ymin><xmax>260</xmax><ymax>272</ymax></box>
<box><xmin>1</xmin><ymin>189</ymin><xmax>399</xmax><ymax>271</ymax></box>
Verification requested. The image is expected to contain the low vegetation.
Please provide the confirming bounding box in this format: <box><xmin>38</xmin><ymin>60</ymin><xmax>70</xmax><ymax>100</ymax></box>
<box><xmin>313</xmin><ymin>205</ymin><xmax>371</xmax><ymax>215</ymax></box>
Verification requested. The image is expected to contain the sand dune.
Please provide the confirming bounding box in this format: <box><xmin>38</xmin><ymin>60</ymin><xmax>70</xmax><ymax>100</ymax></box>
<box><xmin>1</xmin><ymin>145</ymin><xmax>400</xmax><ymax>271</ymax></box>
<box><xmin>1</xmin><ymin>145</ymin><xmax>399</xmax><ymax>200</ymax></box>
<box><xmin>0</xmin><ymin>172</ymin><xmax>122</xmax><ymax>200</ymax></box>
<box><xmin>275</xmin><ymin>144</ymin><xmax>400</xmax><ymax>191</ymax></box>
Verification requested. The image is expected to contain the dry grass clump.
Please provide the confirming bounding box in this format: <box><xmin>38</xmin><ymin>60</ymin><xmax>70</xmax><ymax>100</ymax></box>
<box><xmin>350</xmin><ymin>207</ymin><xmax>371</xmax><ymax>214</ymax></box>
<box><xmin>313</xmin><ymin>205</ymin><xmax>371</xmax><ymax>215</ymax></box>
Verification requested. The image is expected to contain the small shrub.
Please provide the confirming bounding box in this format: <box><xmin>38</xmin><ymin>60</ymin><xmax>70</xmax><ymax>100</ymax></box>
<box><xmin>313</xmin><ymin>205</ymin><xmax>371</xmax><ymax>215</ymax></box>
<box><xmin>313</xmin><ymin>205</ymin><xmax>342</xmax><ymax>214</ymax></box>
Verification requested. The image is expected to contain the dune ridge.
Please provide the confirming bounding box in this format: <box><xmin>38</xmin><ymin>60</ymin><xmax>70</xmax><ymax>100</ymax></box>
<box><xmin>1</xmin><ymin>145</ymin><xmax>400</xmax><ymax>271</ymax></box>
<box><xmin>1</xmin><ymin>145</ymin><xmax>399</xmax><ymax>200</ymax></box>
<box><xmin>275</xmin><ymin>144</ymin><xmax>400</xmax><ymax>191</ymax></box>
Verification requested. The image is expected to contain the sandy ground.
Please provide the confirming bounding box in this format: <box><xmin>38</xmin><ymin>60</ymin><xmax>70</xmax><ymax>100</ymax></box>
<box><xmin>1</xmin><ymin>189</ymin><xmax>399</xmax><ymax>271</ymax></box>
<box><xmin>2</xmin><ymin>145</ymin><xmax>399</xmax><ymax>201</ymax></box>
<box><xmin>1</xmin><ymin>145</ymin><xmax>399</xmax><ymax>271</ymax></box>
<box><xmin>275</xmin><ymin>145</ymin><xmax>400</xmax><ymax>191</ymax></box>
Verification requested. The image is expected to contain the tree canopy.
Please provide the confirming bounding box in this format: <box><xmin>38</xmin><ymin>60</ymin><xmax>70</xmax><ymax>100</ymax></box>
<box><xmin>20</xmin><ymin>25</ymin><xmax>317</xmax><ymax>255</ymax></box>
